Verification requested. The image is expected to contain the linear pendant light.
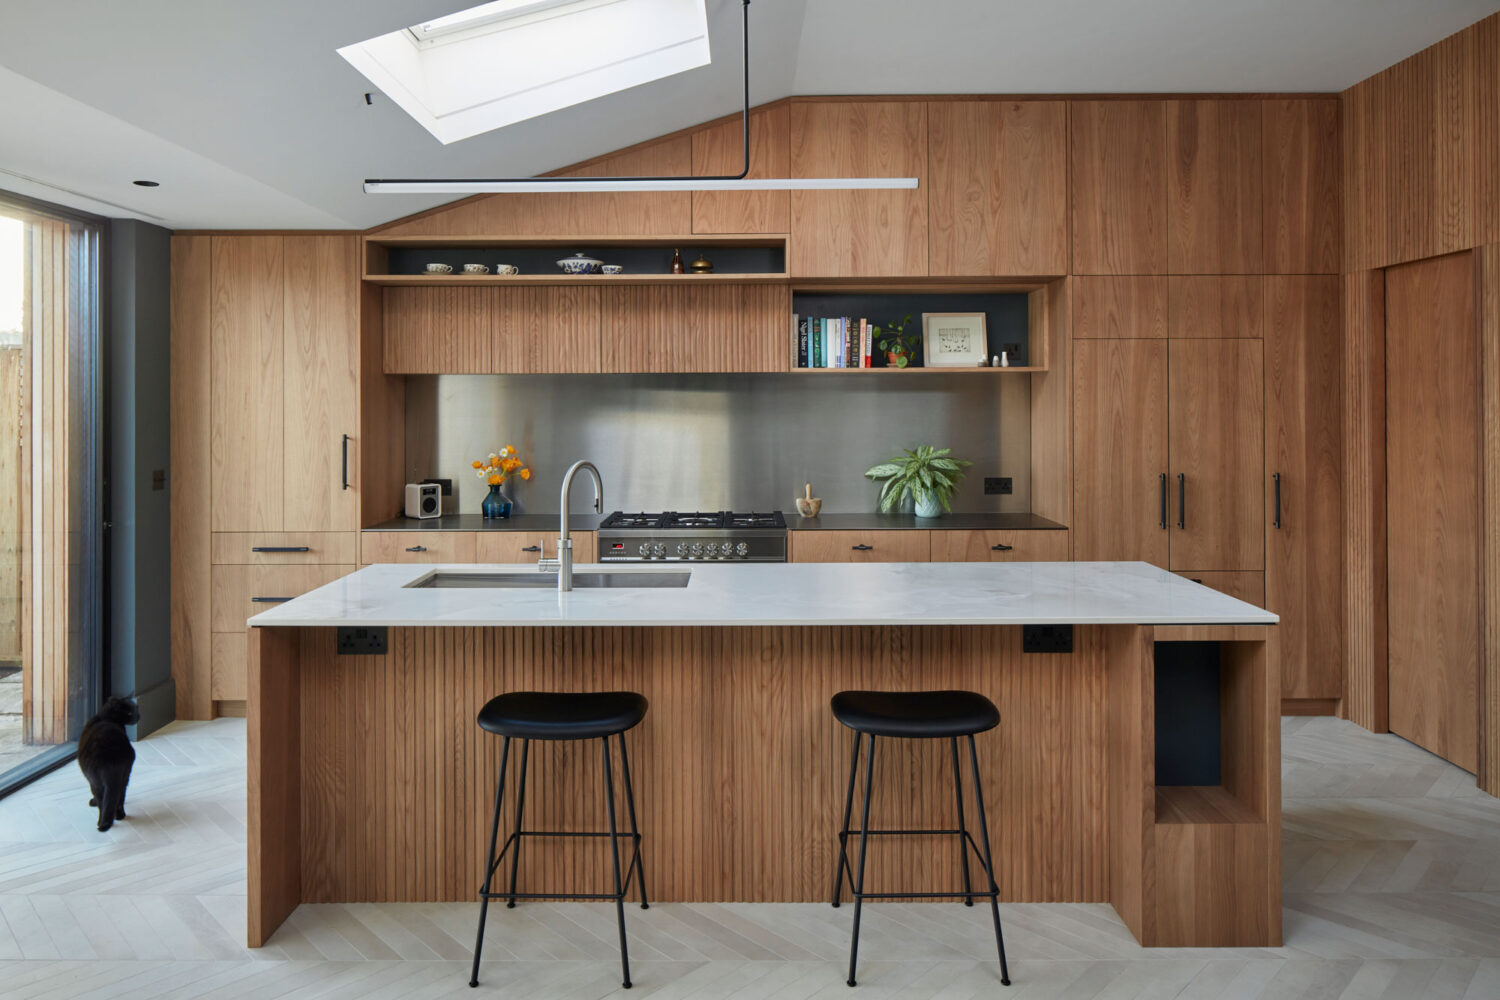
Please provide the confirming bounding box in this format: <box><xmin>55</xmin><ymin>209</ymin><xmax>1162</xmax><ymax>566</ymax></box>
<box><xmin>363</xmin><ymin>0</ymin><xmax>918</xmax><ymax>195</ymax></box>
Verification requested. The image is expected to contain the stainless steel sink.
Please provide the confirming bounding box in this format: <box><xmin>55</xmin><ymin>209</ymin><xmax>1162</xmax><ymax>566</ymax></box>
<box><xmin>409</xmin><ymin>571</ymin><xmax>691</xmax><ymax>589</ymax></box>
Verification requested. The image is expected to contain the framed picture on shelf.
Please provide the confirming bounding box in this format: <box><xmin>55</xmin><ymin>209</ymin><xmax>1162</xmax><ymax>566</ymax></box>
<box><xmin>921</xmin><ymin>313</ymin><xmax>988</xmax><ymax>367</ymax></box>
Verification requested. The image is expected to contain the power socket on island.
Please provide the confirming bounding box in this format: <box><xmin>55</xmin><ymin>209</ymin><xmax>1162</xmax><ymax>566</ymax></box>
<box><xmin>337</xmin><ymin>626</ymin><xmax>388</xmax><ymax>656</ymax></box>
<box><xmin>984</xmin><ymin>477</ymin><xmax>1013</xmax><ymax>495</ymax></box>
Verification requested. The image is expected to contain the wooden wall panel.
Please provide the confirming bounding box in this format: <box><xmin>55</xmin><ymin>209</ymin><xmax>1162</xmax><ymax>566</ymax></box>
<box><xmin>1263</xmin><ymin>99</ymin><xmax>1341</xmax><ymax>274</ymax></box>
<box><xmin>359</xmin><ymin>281</ymin><xmax>405</xmax><ymax>527</ymax></box>
<box><xmin>287</xmin><ymin>624</ymin><xmax>1111</xmax><ymax>905</ymax></box>
<box><xmin>928</xmin><ymin>101</ymin><xmax>1069</xmax><ymax>276</ymax></box>
<box><xmin>1341</xmin><ymin>13</ymin><xmax>1500</xmax><ymax>270</ymax></box>
<box><xmin>1343</xmin><ymin>271</ymin><xmax>1388</xmax><ymax>731</ymax></box>
<box><xmin>283</xmin><ymin>236</ymin><xmax>360</xmax><ymax>532</ymax></box>
<box><xmin>1480</xmin><ymin>244</ymin><xmax>1500</xmax><ymax>795</ymax></box>
<box><xmin>1028</xmin><ymin>278</ymin><xmax>1071</xmax><ymax>527</ymax></box>
<box><xmin>1071</xmin><ymin>276</ymin><xmax>1168</xmax><ymax>339</ymax></box>
<box><xmin>1168</xmin><ymin>277</ymin><xmax>1263</xmax><ymax>339</ymax></box>
<box><xmin>378</xmin><ymin>137</ymin><xmax>693</xmax><ymax>238</ymax></box>
<box><xmin>170</xmin><ymin>236</ymin><xmax>214</xmax><ymax>721</ymax></box>
<box><xmin>248</xmin><ymin>626</ymin><xmax>303</xmax><ymax>947</ymax></box>
<box><xmin>382</xmin><ymin>286</ymin><xmax>493</xmax><ymax>374</ymax></box>
<box><xmin>1385</xmin><ymin>252</ymin><xmax>1480</xmax><ymax>773</ymax></box>
<box><xmin>1166</xmin><ymin>101</ymin><xmax>1263</xmax><ymax>274</ymax></box>
<box><xmin>691</xmin><ymin>105</ymin><xmax>790</xmax><ymax>235</ymax></box>
<box><xmin>1070</xmin><ymin>101</ymin><xmax>1167</xmax><ymax>274</ymax></box>
<box><xmin>789</xmin><ymin>102</ymin><xmax>928</xmax><ymax>277</ymax></box>
<box><xmin>1265</xmin><ymin>276</ymin><xmax>1343</xmax><ymax>701</ymax></box>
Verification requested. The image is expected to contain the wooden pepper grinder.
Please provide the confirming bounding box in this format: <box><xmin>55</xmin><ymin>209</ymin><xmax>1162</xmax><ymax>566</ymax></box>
<box><xmin>669</xmin><ymin>248</ymin><xmax>684</xmax><ymax>274</ymax></box>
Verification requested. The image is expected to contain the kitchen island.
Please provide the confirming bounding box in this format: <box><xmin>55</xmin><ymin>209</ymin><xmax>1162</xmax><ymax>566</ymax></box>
<box><xmin>246</xmin><ymin>561</ymin><xmax>1280</xmax><ymax>950</ymax></box>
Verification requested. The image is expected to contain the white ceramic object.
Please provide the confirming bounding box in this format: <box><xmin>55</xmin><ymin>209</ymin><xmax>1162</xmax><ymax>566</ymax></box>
<box><xmin>556</xmin><ymin>252</ymin><xmax>603</xmax><ymax>274</ymax></box>
<box><xmin>462</xmin><ymin>263</ymin><xmax>490</xmax><ymax>274</ymax></box>
<box><xmin>247</xmin><ymin>561</ymin><xmax>1279</xmax><ymax>629</ymax></box>
<box><xmin>495</xmin><ymin>264</ymin><xmax>519</xmax><ymax>275</ymax></box>
<box><xmin>424</xmin><ymin>262</ymin><xmax>454</xmax><ymax>274</ymax></box>
<box><xmin>601</xmin><ymin>264</ymin><xmax>625</xmax><ymax>274</ymax></box>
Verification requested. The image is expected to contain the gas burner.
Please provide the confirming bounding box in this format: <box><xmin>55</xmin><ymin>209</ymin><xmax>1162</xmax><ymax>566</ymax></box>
<box><xmin>597</xmin><ymin>509</ymin><xmax>788</xmax><ymax>562</ymax></box>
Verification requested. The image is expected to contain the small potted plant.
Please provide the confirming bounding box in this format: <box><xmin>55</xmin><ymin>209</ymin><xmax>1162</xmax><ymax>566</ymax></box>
<box><xmin>472</xmin><ymin>446</ymin><xmax>532</xmax><ymax>519</ymax></box>
<box><xmin>864</xmin><ymin>445</ymin><xmax>972</xmax><ymax>518</ymax></box>
<box><xmin>874</xmin><ymin>314</ymin><xmax>919</xmax><ymax>368</ymax></box>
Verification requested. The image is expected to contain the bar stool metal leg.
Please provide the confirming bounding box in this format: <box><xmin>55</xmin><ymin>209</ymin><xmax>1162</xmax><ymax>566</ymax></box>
<box><xmin>950</xmin><ymin>738</ymin><xmax>975</xmax><ymax>907</ymax></box>
<box><xmin>601</xmin><ymin>736</ymin><xmax>633</xmax><ymax>989</ymax></box>
<box><xmin>506</xmin><ymin>738</ymin><xmax>530</xmax><ymax>908</ymax></box>
<box><xmin>831</xmin><ymin>730</ymin><xmax>861</xmax><ymax>908</ymax></box>
<box><xmin>617</xmin><ymin>732</ymin><xmax>650</xmax><ymax>909</ymax></box>
<box><xmin>967</xmin><ymin>735</ymin><xmax>1011</xmax><ymax>987</ymax></box>
<box><xmin>469</xmin><ymin>736</ymin><xmax>512</xmax><ymax>988</ymax></box>
<box><xmin>846</xmin><ymin>734</ymin><xmax>877</xmax><ymax>987</ymax></box>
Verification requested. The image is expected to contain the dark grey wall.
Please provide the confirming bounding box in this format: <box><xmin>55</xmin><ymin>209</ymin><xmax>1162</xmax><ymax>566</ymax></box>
<box><xmin>106</xmin><ymin>220</ymin><xmax>173</xmax><ymax>738</ymax></box>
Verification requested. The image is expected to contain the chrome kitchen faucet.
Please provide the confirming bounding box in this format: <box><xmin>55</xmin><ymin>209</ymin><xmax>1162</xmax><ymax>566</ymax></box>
<box><xmin>546</xmin><ymin>460</ymin><xmax>603</xmax><ymax>592</ymax></box>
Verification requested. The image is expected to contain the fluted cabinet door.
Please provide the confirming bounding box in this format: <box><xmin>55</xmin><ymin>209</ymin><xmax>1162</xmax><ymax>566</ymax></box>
<box><xmin>382</xmin><ymin>286</ymin><xmax>494</xmax><ymax>373</ymax></box>
<box><xmin>601</xmin><ymin>285</ymin><xmax>788</xmax><ymax>373</ymax></box>
<box><xmin>211</xmin><ymin>236</ymin><xmax>284</xmax><ymax>532</ymax></box>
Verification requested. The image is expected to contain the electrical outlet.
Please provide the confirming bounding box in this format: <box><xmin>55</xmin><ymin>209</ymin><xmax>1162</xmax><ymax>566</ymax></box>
<box><xmin>984</xmin><ymin>477</ymin><xmax>1013</xmax><ymax>495</ymax></box>
<box><xmin>423</xmin><ymin>478</ymin><xmax>454</xmax><ymax>497</ymax></box>
<box><xmin>337</xmin><ymin>626</ymin><xmax>388</xmax><ymax>656</ymax></box>
<box><xmin>1023</xmin><ymin>624</ymin><xmax>1073</xmax><ymax>654</ymax></box>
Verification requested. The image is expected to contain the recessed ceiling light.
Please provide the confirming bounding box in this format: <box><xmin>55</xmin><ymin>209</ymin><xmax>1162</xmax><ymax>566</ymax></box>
<box><xmin>132</xmin><ymin>180</ymin><xmax>159</xmax><ymax>187</ymax></box>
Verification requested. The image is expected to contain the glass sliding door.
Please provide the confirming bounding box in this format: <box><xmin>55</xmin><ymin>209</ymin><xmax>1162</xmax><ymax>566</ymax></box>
<box><xmin>0</xmin><ymin>193</ymin><xmax>102</xmax><ymax>792</ymax></box>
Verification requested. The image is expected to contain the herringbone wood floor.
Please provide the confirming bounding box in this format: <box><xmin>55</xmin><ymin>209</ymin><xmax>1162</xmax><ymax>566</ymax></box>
<box><xmin>0</xmin><ymin>717</ymin><xmax>1498</xmax><ymax>998</ymax></box>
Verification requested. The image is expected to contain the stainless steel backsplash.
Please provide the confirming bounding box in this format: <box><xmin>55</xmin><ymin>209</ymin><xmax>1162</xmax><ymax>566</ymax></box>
<box><xmin>404</xmin><ymin>374</ymin><xmax>1031</xmax><ymax>515</ymax></box>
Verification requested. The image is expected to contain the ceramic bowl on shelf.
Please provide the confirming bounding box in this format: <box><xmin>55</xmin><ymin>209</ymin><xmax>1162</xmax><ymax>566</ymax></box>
<box><xmin>601</xmin><ymin>264</ymin><xmax>624</xmax><ymax>274</ymax></box>
<box><xmin>556</xmin><ymin>252</ymin><xmax>603</xmax><ymax>275</ymax></box>
<box><xmin>462</xmin><ymin>263</ymin><xmax>490</xmax><ymax>274</ymax></box>
<box><xmin>424</xmin><ymin>262</ymin><xmax>454</xmax><ymax>274</ymax></box>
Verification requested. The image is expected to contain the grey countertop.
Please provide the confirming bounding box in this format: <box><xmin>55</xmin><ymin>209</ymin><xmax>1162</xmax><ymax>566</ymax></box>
<box><xmin>365</xmin><ymin>512</ymin><xmax>1067</xmax><ymax>532</ymax></box>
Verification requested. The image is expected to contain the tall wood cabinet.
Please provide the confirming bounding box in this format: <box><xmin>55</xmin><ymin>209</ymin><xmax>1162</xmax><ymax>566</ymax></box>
<box><xmin>174</xmin><ymin>234</ymin><xmax>361</xmax><ymax>715</ymax></box>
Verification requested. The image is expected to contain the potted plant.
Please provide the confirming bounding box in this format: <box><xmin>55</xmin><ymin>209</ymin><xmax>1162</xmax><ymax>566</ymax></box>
<box><xmin>864</xmin><ymin>445</ymin><xmax>972</xmax><ymax>518</ymax></box>
<box><xmin>472</xmin><ymin>446</ymin><xmax>532</xmax><ymax>518</ymax></box>
<box><xmin>873</xmin><ymin>314</ymin><xmax>919</xmax><ymax>368</ymax></box>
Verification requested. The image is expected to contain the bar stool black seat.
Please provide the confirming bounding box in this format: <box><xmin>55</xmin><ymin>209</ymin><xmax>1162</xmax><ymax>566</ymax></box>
<box><xmin>470</xmin><ymin>691</ymin><xmax>649</xmax><ymax>990</ymax></box>
<box><xmin>830</xmin><ymin>689</ymin><xmax>1011</xmax><ymax>988</ymax></box>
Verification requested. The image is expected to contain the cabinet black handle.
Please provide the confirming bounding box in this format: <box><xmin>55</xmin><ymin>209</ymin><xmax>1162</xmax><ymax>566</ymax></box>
<box><xmin>1273</xmin><ymin>472</ymin><xmax>1282</xmax><ymax>529</ymax></box>
<box><xmin>1177</xmin><ymin>473</ymin><xmax>1186</xmax><ymax>530</ymax></box>
<box><xmin>851</xmin><ymin>544</ymin><xmax>874</xmax><ymax>551</ymax></box>
<box><xmin>405</xmin><ymin>545</ymin><xmax>427</xmax><ymax>553</ymax></box>
<box><xmin>991</xmin><ymin>543</ymin><xmax>1014</xmax><ymax>551</ymax></box>
<box><xmin>252</xmin><ymin>546</ymin><xmax>310</xmax><ymax>553</ymax></box>
<box><xmin>341</xmin><ymin>434</ymin><xmax>351</xmax><ymax>491</ymax></box>
<box><xmin>521</xmin><ymin>545</ymin><xmax>541</xmax><ymax>553</ymax></box>
<box><xmin>251</xmin><ymin>596</ymin><xmax>293</xmax><ymax>603</ymax></box>
<box><xmin>1159</xmin><ymin>473</ymin><xmax>1168</xmax><ymax>530</ymax></box>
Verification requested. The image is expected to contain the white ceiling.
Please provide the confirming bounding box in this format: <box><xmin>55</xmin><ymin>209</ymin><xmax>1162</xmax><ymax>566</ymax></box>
<box><xmin>1</xmin><ymin>0</ymin><xmax>1496</xmax><ymax>231</ymax></box>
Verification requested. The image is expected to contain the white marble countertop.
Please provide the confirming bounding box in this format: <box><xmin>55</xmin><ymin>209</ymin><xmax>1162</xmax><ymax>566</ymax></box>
<box><xmin>247</xmin><ymin>561</ymin><xmax>1279</xmax><ymax>628</ymax></box>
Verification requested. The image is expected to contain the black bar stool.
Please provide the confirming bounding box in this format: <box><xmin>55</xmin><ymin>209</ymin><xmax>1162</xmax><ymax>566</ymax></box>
<box><xmin>469</xmin><ymin>690</ymin><xmax>650</xmax><ymax>989</ymax></box>
<box><xmin>829</xmin><ymin>689</ymin><xmax>1011</xmax><ymax>988</ymax></box>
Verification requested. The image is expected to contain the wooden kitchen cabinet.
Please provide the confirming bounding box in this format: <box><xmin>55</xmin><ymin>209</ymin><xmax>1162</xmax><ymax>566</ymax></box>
<box><xmin>210</xmin><ymin>236</ymin><xmax>284</xmax><ymax>532</ymax></box>
<box><xmin>1262</xmin><ymin>99</ymin><xmax>1341</xmax><ymax>275</ymax></box>
<box><xmin>1070</xmin><ymin>100</ymin><xmax>1167</xmax><ymax>274</ymax></box>
<box><xmin>211</xmin><ymin>564</ymin><xmax>355</xmax><ymax>633</ymax></box>
<box><xmin>692</xmin><ymin>104</ymin><xmax>790</xmax><ymax>235</ymax></box>
<box><xmin>790</xmin><ymin>530</ymin><xmax>931</xmax><ymax>563</ymax></box>
<box><xmin>928</xmin><ymin>101</ymin><xmax>1069</xmax><ymax>276</ymax></box>
<box><xmin>475</xmin><ymin>531</ymin><xmax>597</xmax><ymax>563</ymax></box>
<box><xmin>1265</xmin><ymin>276</ymin><xmax>1343</xmax><ymax>701</ymax></box>
<box><xmin>1071</xmin><ymin>276</ymin><xmax>1168</xmax><ymax>339</ymax></box>
<box><xmin>1168</xmin><ymin>339</ymin><xmax>1264</xmax><ymax>571</ymax></box>
<box><xmin>1175</xmin><ymin>571</ymin><xmax>1264</xmax><ymax>607</ymax></box>
<box><xmin>211</xmin><ymin>532</ymin><xmax>358</xmax><ymax>565</ymax></box>
<box><xmin>1166</xmin><ymin>100</ymin><xmax>1264</xmax><ymax>274</ymax></box>
<box><xmin>601</xmin><ymin>284</ymin><xmax>789</xmax><ymax>373</ymax></box>
<box><xmin>1072</xmin><ymin>339</ymin><xmax>1170</xmax><ymax>563</ymax></box>
<box><xmin>930</xmin><ymin>530</ymin><xmax>1071</xmax><ymax>562</ymax></box>
<box><xmin>361</xmin><ymin>531</ymin><xmax>479</xmax><ymax>565</ymax></box>
<box><xmin>1168</xmin><ymin>277</ymin><xmax>1263</xmax><ymax>339</ymax></box>
<box><xmin>789</xmin><ymin>101</ymin><xmax>928</xmax><ymax>277</ymax></box>
<box><xmin>284</xmin><ymin>236</ymin><xmax>361</xmax><ymax>530</ymax></box>
<box><xmin>383</xmin><ymin>286</ymin><xmax>495</xmax><ymax>374</ymax></box>
<box><xmin>495</xmin><ymin>287</ymin><xmax>602</xmax><ymax>373</ymax></box>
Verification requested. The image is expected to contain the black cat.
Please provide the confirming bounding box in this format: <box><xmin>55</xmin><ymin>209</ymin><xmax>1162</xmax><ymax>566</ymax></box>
<box><xmin>77</xmin><ymin>696</ymin><xmax>139</xmax><ymax>832</ymax></box>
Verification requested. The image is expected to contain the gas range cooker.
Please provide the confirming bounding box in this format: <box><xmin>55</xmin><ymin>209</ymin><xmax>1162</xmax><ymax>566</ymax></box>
<box><xmin>597</xmin><ymin>510</ymin><xmax>788</xmax><ymax>562</ymax></box>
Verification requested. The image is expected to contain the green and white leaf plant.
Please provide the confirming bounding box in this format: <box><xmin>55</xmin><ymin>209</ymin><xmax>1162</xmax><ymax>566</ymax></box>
<box><xmin>863</xmin><ymin>445</ymin><xmax>972</xmax><ymax>518</ymax></box>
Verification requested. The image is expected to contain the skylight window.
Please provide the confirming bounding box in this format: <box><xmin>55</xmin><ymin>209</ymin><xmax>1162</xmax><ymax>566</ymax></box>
<box><xmin>338</xmin><ymin>0</ymin><xmax>710</xmax><ymax>145</ymax></box>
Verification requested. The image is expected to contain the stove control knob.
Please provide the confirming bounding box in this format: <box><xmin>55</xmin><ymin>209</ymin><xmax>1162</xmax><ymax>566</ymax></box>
<box><xmin>690</xmin><ymin>543</ymin><xmax>703</xmax><ymax>557</ymax></box>
<box><xmin>675</xmin><ymin>542</ymin><xmax>688</xmax><ymax>557</ymax></box>
<box><xmin>736</xmin><ymin>542</ymin><xmax>749</xmax><ymax>556</ymax></box>
<box><xmin>705</xmin><ymin>543</ymin><xmax>720</xmax><ymax>557</ymax></box>
<box><xmin>638</xmin><ymin>543</ymin><xmax>651</xmax><ymax>557</ymax></box>
<box><xmin>652</xmin><ymin>543</ymin><xmax>666</xmax><ymax>558</ymax></box>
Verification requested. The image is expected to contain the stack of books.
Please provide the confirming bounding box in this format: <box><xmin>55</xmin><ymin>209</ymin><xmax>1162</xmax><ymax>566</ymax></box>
<box><xmin>792</xmin><ymin>315</ymin><xmax>875</xmax><ymax>369</ymax></box>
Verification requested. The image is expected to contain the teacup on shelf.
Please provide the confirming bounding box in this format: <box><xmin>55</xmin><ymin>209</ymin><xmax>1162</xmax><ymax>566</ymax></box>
<box><xmin>462</xmin><ymin>263</ymin><xmax>490</xmax><ymax>274</ymax></box>
<box><xmin>495</xmin><ymin>264</ymin><xmax>519</xmax><ymax>275</ymax></box>
<box><xmin>601</xmin><ymin>264</ymin><xmax>624</xmax><ymax>275</ymax></box>
<box><xmin>424</xmin><ymin>262</ymin><xmax>454</xmax><ymax>274</ymax></box>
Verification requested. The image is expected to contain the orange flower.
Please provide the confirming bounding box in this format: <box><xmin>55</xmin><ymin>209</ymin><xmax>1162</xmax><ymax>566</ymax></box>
<box><xmin>471</xmin><ymin>460</ymin><xmax>483</xmax><ymax>469</ymax></box>
<box><xmin>519</xmin><ymin>468</ymin><xmax>531</xmax><ymax>480</ymax></box>
<box><xmin>487</xmin><ymin>473</ymin><xmax>503</xmax><ymax>485</ymax></box>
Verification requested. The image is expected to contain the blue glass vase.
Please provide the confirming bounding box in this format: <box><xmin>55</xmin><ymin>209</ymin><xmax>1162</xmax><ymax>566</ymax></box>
<box><xmin>481</xmin><ymin>484</ymin><xmax>512</xmax><ymax>519</ymax></box>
